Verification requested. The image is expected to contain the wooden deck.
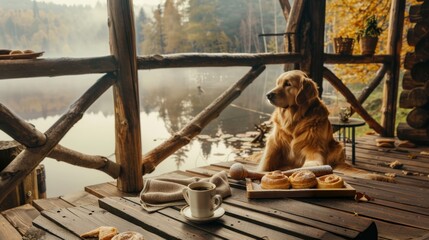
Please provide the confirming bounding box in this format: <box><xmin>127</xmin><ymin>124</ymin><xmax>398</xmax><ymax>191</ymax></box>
<box><xmin>1</xmin><ymin>135</ymin><xmax>429</xmax><ymax>240</ymax></box>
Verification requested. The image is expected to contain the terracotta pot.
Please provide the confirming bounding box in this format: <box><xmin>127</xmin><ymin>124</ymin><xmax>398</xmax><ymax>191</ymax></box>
<box><xmin>360</xmin><ymin>36</ymin><xmax>378</xmax><ymax>55</ymax></box>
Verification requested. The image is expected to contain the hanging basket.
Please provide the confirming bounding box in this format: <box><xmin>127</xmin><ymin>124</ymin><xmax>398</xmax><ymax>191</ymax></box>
<box><xmin>334</xmin><ymin>37</ymin><xmax>354</xmax><ymax>55</ymax></box>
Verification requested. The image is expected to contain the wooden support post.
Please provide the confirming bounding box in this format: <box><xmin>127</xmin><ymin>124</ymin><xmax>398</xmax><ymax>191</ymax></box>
<box><xmin>283</xmin><ymin>0</ymin><xmax>305</xmax><ymax>71</ymax></box>
<box><xmin>107</xmin><ymin>0</ymin><xmax>142</xmax><ymax>192</ymax></box>
<box><xmin>381</xmin><ymin>0</ymin><xmax>406</xmax><ymax>137</ymax></box>
<box><xmin>307</xmin><ymin>0</ymin><xmax>326</xmax><ymax>96</ymax></box>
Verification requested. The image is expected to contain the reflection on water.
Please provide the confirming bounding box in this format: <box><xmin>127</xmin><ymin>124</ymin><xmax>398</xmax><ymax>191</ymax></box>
<box><xmin>0</xmin><ymin>66</ymin><xmax>284</xmax><ymax>197</ymax></box>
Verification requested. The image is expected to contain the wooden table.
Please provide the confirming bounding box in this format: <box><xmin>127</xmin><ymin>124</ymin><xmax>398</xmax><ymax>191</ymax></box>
<box><xmin>330</xmin><ymin>117</ymin><xmax>366</xmax><ymax>164</ymax></box>
<box><xmin>2</xmin><ymin>135</ymin><xmax>429</xmax><ymax>240</ymax></box>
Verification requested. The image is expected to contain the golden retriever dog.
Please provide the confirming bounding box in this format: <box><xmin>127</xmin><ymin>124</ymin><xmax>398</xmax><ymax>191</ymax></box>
<box><xmin>257</xmin><ymin>70</ymin><xmax>393</xmax><ymax>182</ymax></box>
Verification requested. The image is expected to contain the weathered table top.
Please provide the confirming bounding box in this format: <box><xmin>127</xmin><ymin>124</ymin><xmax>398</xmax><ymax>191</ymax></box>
<box><xmin>2</xmin><ymin>135</ymin><xmax>429</xmax><ymax>240</ymax></box>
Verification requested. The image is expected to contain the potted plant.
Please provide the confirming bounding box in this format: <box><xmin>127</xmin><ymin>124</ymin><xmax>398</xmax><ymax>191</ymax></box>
<box><xmin>356</xmin><ymin>15</ymin><xmax>382</xmax><ymax>55</ymax></box>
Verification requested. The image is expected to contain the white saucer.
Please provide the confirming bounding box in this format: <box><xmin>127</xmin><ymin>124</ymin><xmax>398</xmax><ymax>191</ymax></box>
<box><xmin>180</xmin><ymin>206</ymin><xmax>225</xmax><ymax>223</ymax></box>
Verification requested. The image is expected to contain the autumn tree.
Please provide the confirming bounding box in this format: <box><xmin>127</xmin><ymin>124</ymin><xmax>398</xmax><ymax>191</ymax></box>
<box><xmin>162</xmin><ymin>0</ymin><xmax>185</xmax><ymax>53</ymax></box>
<box><xmin>141</xmin><ymin>4</ymin><xmax>164</xmax><ymax>54</ymax></box>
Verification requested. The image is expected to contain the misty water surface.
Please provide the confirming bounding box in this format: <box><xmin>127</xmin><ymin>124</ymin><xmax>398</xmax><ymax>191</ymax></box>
<box><xmin>0</xmin><ymin>66</ymin><xmax>288</xmax><ymax>197</ymax></box>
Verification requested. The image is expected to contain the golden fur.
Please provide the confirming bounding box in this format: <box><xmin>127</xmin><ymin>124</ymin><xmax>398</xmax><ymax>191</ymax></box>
<box><xmin>257</xmin><ymin>70</ymin><xmax>393</xmax><ymax>182</ymax></box>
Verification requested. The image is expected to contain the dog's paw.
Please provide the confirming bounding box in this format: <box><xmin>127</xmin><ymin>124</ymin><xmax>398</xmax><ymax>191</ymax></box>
<box><xmin>302</xmin><ymin>161</ymin><xmax>322</xmax><ymax>167</ymax></box>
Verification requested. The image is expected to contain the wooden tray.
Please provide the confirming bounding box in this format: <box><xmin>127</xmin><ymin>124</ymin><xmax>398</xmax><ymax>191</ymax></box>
<box><xmin>0</xmin><ymin>51</ymin><xmax>44</xmax><ymax>60</ymax></box>
<box><xmin>246</xmin><ymin>178</ymin><xmax>356</xmax><ymax>199</ymax></box>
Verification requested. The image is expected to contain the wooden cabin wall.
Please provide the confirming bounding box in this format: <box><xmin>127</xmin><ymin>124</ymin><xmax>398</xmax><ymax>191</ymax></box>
<box><xmin>397</xmin><ymin>0</ymin><xmax>429</xmax><ymax>144</ymax></box>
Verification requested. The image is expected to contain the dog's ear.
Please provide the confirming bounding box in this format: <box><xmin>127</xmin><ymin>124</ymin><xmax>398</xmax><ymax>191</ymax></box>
<box><xmin>295</xmin><ymin>78</ymin><xmax>318</xmax><ymax>105</ymax></box>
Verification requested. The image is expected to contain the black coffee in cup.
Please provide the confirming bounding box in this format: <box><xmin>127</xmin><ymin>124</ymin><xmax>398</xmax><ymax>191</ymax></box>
<box><xmin>192</xmin><ymin>186</ymin><xmax>213</xmax><ymax>191</ymax></box>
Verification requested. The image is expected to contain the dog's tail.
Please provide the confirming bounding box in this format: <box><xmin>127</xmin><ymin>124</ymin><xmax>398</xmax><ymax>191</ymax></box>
<box><xmin>333</xmin><ymin>162</ymin><xmax>395</xmax><ymax>183</ymax></box>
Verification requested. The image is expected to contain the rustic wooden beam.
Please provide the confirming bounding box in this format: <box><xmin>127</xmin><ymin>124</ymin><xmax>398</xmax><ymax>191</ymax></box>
<box><xmin>142</xmin><ymin>65</ymin><xmax>266</xmax><ymax>174</ymax></box>
<box><xmin>0</xmin><ymin>73</ymin><xmax>116</xmax><ymax>204</ymax></box>
<box><xmin>284</xmin><ymin>0</ymin><xmax>305</xmax><ymax>53</ymax></box>
<box><xmin>0</xmin><ymin>56</ymin><xmax>116</xmax><ymax>80</ymax></box>
<box><xmin>278</xmin><ymin>0</ymin><xmax>291</xmax><ymax>20</ymax></box>
<box><xmin>283</xmin><ymin>0</ymin><xmax>305</xmax><ymax>71</ymax></box>
<box><xmin>107</xmin><ymin>0</ymin><xmax>142</xmax><ymax>192</ymax></box>
<box><xmin>0</xmin><ymin>102</ymin><xmax>120</xmax><ymax>178</ymax></box>
<box><xmin>0</xmin><ymin>52</ymin><xmax>393</xmax><ymax>80</ymax></box>
<box><xmin>48</xmin><ymin>145</ymin><xmax>120</xmax><ymax>179</ymax></box>
<box><xmin>356</xmin><ymin>64</ymin><xmax>388</xmax><ymax>105</ymax></box>
<box><xmin>0</xmin><ymin>103</ymin><xmax>47</xmax><ymax>147</ymax></box>
<box><xmin>402</xmin><ymin>70</ymin><xmax>425</xmax><ymax>89</ymax></box>
<box><xmin>323</xmin><ymin>67</ymin><xmax>385</xmax><ymax>134</ymax></box>
<box><xmin>397</xmin><ymin>122</ymin><xmax>429</xmax><ymax>144</ymax></box>
<box><xmin>324</xmin><ymin>54</ymin><xmax>392</xmax><ymax>64</ymax></box>
<box><xmin>308</xmin><ymin>0</ymin><xmax>326</xmax><ymax>96</ymax></box>
<box><xmin>137</xmin><ymin>53</ymin><xmax>302</xmax><ymax>69</ymax></box>
<box><xmin>381</xmin><ymin>0</ymin><xmax>406</xmax><ymax>137</ymax></box>
<box><xmin>0</xmin><ymin>141</ymin><xmax>120</xmax><ymax>179</ymax></box>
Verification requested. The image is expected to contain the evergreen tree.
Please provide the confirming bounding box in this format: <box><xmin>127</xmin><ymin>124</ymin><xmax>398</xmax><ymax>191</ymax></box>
<box><xmin>162</xmin><ymin>0</ymin><xmax>184</xmax><ymax>53</ymax></box>
<box><xmin>141</xmin><ymin>4</ymin><xmax>164</xmax><ymax>54</ymax></box>
<box><xmin>32</xmin><ymin>0</ymin><xmax>40</xmax><ymax>19</ymax></box>
<box><xmin>136</xmin><ymin>7</ymin><xmax>147</xmax><ymax>54</ymax></box>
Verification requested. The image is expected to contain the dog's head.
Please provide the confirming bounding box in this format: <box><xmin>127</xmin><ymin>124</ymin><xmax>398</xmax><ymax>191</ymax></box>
<box><xmin>266</xmin><ymin>70</ymin><xmax>319</xmax><ymax>108</ymax></box>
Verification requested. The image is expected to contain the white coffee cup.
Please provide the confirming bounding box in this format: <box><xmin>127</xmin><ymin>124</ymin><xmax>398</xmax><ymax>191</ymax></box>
<box><xmin>182</xmin><ymin>182</ymin><xmax>222</xmax><ymax>218</ymax></box>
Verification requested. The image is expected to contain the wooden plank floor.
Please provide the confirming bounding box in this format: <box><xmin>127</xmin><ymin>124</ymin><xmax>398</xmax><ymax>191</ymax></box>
<box><xmin>1</xmin><ymin>135</ymin><xmax>429</xmax><ymax>239</ymax></box>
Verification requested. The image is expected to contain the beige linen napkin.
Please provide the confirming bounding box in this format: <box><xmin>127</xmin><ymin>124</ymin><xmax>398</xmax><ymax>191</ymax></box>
<box><xmin>140</xmin><ymin>171</ymin><xmax>231</xmax><ymax>212</ymax></box>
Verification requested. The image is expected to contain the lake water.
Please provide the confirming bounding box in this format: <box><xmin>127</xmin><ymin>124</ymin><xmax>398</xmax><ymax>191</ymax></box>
<box><xmin>0</xmin><ymin>66</ymin><xmax>292</xmax><ymax>197</ymax></box>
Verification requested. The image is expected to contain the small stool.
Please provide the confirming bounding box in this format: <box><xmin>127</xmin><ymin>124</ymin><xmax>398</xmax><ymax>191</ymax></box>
<box><xmin>329</xmin><ymin>117</ymin><xmax>366</xmax><ymax>164</ymax></box>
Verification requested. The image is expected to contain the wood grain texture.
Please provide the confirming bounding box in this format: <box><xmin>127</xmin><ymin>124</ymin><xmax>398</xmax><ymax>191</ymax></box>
<box><xmin>0</xmin><ymin>103</ymin><xmax>47</xmax><ymax>147</ymax></box>
<box><xmin>0</xmin><ymin>214</ymin><xmax>21</xmax><ymax>240</ymax></box>
<box><xmin>41</xmin><ymin>204</ymin><xmax>162</xmax><ymax>240</ymax></box>
<box><xmin>381</xmin><ymin>0</ymin><xmax>406</xmax><ymax>137</ymax></box>
<box><xmin>307</xmin><ymin>0</ymin><xmax>326</xmax><ymax>95</ymax></box>
<box><xmin>0</xmin><ymin>56</ymin><xmax>116</xmax><ymax>80</ymax></box>
<box><xmin>99</xmin><ymin>197</ymin><xmax>218</xmax><ymax>240</ymax></box>
<box><xmin>2</xmin><ymin>204</ymin><xmax>40</xmax><ymax>235</ymax></box>
<box><xmin>107</xmin><ymin>0</ymin><xmax>142</xmax><ymax>193</ymax></box>
<box><xmin>138</xmin><ymin>53</ymin><xmax>302</xmax><ymax>69</ymax></box>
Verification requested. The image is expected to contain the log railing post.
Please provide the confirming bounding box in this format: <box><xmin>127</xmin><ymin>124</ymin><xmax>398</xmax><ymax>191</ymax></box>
<box><xmin>307</xmin><ymin>0</ymin><xmax>325</xmax><ymax>96</ymax></box>
<box><xmin>107</xmin><ymin>0</ymin><xmax>143</xmax><ymax>192</ymax></box>
<box><xmin>381</xmin><ymin>0</ymin><xmax>406</xmax><ymax>137</ymax></box>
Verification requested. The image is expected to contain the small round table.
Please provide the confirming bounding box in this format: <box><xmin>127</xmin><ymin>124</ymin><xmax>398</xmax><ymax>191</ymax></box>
<box><xmin>329</xmin><ymin>117</ymin><xmax>366</xmax><ymax>164</ymax></box>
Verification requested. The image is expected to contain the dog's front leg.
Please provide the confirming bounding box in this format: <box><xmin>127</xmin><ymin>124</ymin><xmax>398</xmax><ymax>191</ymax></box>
<box><xmin>257</xmin><ymin>135</ymin><xmax>287</xmax><ymax>171</ymax></box>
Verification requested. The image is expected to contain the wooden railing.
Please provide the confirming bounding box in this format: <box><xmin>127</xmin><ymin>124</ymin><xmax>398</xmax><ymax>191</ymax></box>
<box><xmin>0</xmin><ymin>0</ymin><xmax>405</xmax><ymax>205</ymax></box>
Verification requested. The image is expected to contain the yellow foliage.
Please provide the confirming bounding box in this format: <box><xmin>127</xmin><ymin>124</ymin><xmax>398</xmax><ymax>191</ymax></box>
<box><xmin>325</xmin><ymin>0</ymin><xmax>418</xmax><ymax>84</ymax></box>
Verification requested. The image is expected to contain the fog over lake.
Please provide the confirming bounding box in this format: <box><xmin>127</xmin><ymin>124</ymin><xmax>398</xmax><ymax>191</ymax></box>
<box><xmin>0</xmin><ymin>65</ymin><xmax>286</xmax><ymax>196</ymax></box>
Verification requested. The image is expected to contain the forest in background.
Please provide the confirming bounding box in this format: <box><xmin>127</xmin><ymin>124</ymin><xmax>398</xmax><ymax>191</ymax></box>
<box><xmin>0</xmin><ymin>0</ymin><xmax>286</xmax><ymax>56</ymax></box>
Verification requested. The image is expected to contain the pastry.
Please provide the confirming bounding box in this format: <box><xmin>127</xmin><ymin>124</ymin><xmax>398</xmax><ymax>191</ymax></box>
<box><xmin>80</xmin><ymin>226</ymin><xmax>119</xmax><ymax>240</ymax></box>
<box><xmin>9</xmin><ymin>50</ymin><xmax>23</xmax><ymax>55</ymax></box>
<box><xmin>317</xmin><ymin>174</ymin><xmax>344</xmax><ymax>189</ymax></box>
<box><xmin>112</xmin><ymin>231</ymin><xmax>145</xmax><ymax>240</ymax></box>
<box><xmin>375</xmin><ymin>138</ymin><xmax>395</xmax><ymax>148</ymax></box>
<box><xmin>289</xmin><ymin>170</ymin><xmax>317</xmax><ymax>189</ymax></box>
<box><xmin>260</xmin><ymin>170</ymin><xmax>290</xmax><ymax>189</ymax></box>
